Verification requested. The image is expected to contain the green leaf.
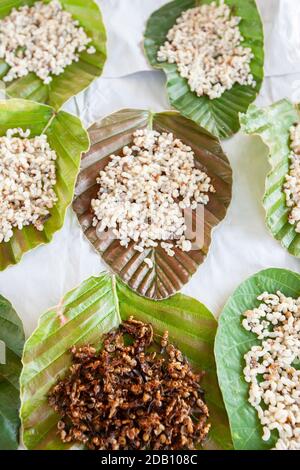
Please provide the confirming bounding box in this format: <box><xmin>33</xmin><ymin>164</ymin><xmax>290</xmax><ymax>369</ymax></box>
<box><xmin>0</xmin><ymin>98</ymin><xmax>89</xmax><ymax>270</ymax></box>
<box><xmin>0</xmin><ymin>0</ymin><xmax>106</xmax><ymax>110</ymax></box>
<box><xmin>144</xmin><ymin>0</ymin><xmax>264</xmax><ymax>139</ymax></box>
<box><xmin>20</xmin><ymin>272</ymin><xmax>232</xmax><ymax>450</ymax></box>
<box><xmin>240</xmin><ymin>99</ymin><xmax>300</xmax><ymax>257</ymax></box>
<box><xmin>214</xmin><ymin>267</ymin><xmax>300</xmax><ymax>450</ymax></box>
<box><xmin>73</xmin><ymin>108</ymin><xmax>232</xmax><ymax>300</ymax></box>
<box><xmin>0</xmin><ymin>294</ymin><xmax>25</xmax><ymax>450</ymax></box>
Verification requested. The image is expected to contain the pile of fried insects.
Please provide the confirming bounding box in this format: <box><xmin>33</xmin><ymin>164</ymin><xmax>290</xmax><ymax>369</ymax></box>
<box><xmin>49</xmin><ymin>318</ymin><xmax>211</xmax><ymax>450</ymax></box>
<box><xmin>284</xmin><ymin>123</ymin><xmax>300</xmax><ymax>232</ymax></box>
<box><xmin>157</xmin><ymin>0</ymin><xmax>255</xmax><ymax>99</ymax></box>
<box><xmin>91</xmin><ymin>128</ymin><xmax>215</xmax><ymax>266</ymax></box>
<box><xmin>0</xmin><ymin>0</ymin><xmax>95</xmax><ymax>84</ymax></box>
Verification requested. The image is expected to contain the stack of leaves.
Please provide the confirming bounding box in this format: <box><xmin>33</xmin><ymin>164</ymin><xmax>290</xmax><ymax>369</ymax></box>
<box><xmin>48</xmin><ymin>318</ymin><xmax>210</xmax><ymax>450</ymax></box>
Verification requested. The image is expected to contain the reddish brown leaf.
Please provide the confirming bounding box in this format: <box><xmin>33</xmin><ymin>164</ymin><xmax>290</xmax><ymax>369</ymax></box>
<box><xmin>73</xmin><ymin>109</ymin><xmax>232</xmax><ymax>299</ymax></box>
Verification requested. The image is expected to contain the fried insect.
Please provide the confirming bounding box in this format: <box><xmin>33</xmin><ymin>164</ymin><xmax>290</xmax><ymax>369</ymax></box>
<box><xmin>49</xmin><ymin>318</ymin><xmax>210</xmax><ymax>450</ymax></box>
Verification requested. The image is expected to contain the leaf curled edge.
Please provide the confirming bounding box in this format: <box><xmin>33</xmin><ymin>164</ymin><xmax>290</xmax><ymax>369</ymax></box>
<box><xmin>240</xmin><ymin>99</ymin><xmax>300</xmax><ymax>257</ymax></box>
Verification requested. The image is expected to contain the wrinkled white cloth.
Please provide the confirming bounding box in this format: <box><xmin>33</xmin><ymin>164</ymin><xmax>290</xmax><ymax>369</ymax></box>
<box><xmin>0</xmin><ymin>0</ymin><xmax>299</xmax><ymax>338</ymax></box>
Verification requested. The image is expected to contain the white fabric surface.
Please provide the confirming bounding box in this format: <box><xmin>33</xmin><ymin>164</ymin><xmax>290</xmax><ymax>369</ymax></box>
<box><xmin>0</xmin><ymin>0</ymin><xmax>299</xmax><ymax>338</ymax></box>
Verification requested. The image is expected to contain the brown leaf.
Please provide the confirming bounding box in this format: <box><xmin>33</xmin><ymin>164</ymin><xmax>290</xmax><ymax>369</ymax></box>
<box><xmin>73</xmin><ymin>109</ymin><xmax>232</xmax><ymax>299</ymax></box>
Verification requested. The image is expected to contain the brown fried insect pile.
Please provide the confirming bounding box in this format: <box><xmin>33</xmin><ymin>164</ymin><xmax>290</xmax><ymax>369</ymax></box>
<box><xmin>48</xmin><ymin>317</ymin><xmax>210</xmax><ymax>450</ymax></box>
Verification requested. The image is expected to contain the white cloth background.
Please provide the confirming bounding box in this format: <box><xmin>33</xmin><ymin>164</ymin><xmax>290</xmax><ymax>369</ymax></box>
<box><xmin>0</xmin><ymin>0</ymin><xmax>299</xmax><ymax>337</ymax></box>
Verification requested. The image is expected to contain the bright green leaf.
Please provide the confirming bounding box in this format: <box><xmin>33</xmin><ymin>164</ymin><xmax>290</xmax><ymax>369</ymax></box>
<box><xmin>215</xmin><ymin>267</ymin><xmax>300</xmax><ymax>450</ymax></box>
<box><xmin>0</xmin><ymin>98</ymin><xmax>90</xmax><ymax>270</ymax></box>
<box><xmin>144</xmin><ymin>0</ymin><xmax>264</xmax><ymax>139</ymax></box>
<box><xmin>20</xmin><ymin>272</ymin><xmax>232</xmax><ymax>450</ymax></box>
<box><xmin>240</xmin><ymin>99</ymin><xmax>300</xmax><ymax>257</ymax></box>
<box><xmin>0</xmin><ymin>295</ymin><xmax>25</xmax><ymax>450</ymax></box>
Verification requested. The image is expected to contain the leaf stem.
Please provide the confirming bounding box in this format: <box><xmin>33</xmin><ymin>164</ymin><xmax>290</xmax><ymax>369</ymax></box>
<box><xmin>42</xmin><ymin>110</ymin><xmax>57</xmax><ymax>135</ymax></box>
<box><xmin>147</xmin><ymin>111</ymin><xmax>154</xmax><ymax>130</ymax></box>
<box><xmin>112</xmin><ymin>275</ymin><xmax>121</xmax><ymax>324</ymax></box>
